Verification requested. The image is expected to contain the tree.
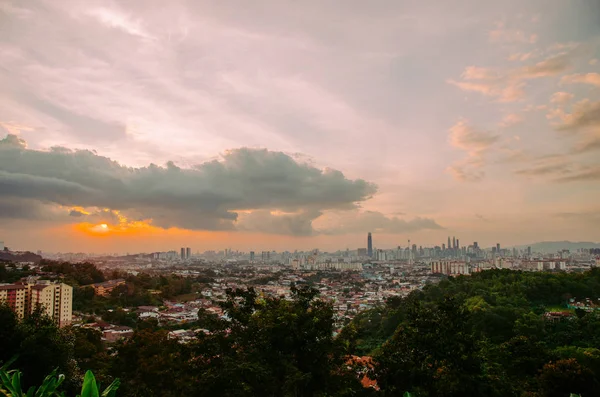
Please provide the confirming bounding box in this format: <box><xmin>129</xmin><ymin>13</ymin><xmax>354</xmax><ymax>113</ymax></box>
<box><xmin>0</xmin><ymin>306</ymin><xmax>75</xmax><ymax>393</ymax></box>
<box><xmin>109</xmin><ymin>329</ymin><xmax>193</xmax><ymax>397</ymax></box>
<box><xmin>190</xmin><ymin>285</ymin><xmax>363</xmax><ymax>396</ymax></box>
<box><xmin>537</xmin><ymin>358</ymin><xmax>598</xmax><ymax>397</ymax></box>
<box><xmin>373</xmin><ymin>298</ymin><xmax>490</xmax><ymax>396</ymax></box>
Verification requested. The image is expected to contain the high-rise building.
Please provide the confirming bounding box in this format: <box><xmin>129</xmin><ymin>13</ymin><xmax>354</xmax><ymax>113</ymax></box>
<box><xmin>447</xmin><ymin>237</ymin><xmax>451</xmax><ymax>250</ymax></box>
<box><xmin>527</xmin><ymin>246</ymin><xmax>531</xmax><ymax>256</ymax></box>
<box><xmin>456</xmin><ymin>239</ymin><xmax>460</xmax><ymax>249</ymax></box>
<box><xmin>0</xmin><ymin>280</ymin><xmax>72</xmax><ymax>327</ymax></box>
<box><xmin>186</xmin><ymin>247</ymin><xmax>191</xmax><ymax>259</ymax></box>
<box><xmin>250</xmin><ymin>251</ymin><xmax>255</xmax><ymax>261</ymax></box>
<box><xmin>474</xmin><ymin>242</ymin><xmax>479</xmax><ymax>249</ymax></box>
<box><xmin>496</xmin><ymin>243</ymin><xmax>500</xmax><ymax>253</ymax></box>
<box><xmin>180</xmin><ymin>247</ymin><xmax>185</xmax><ymax>260</ymax></box>
<box><xmin>442</xmin><ymin>243</ymin><xmax>446</xmax><ymax>251</ymax></box>
<box><xmin>452</xmin><ymin>236</ymin><xmax>456</xmax><ymax>249</ymax></box>
<box><xmin>367</xmin><ymin>232</ymin><xmax>373</xmax><ymax>258</ymax></box>
<box><xmin>0</xmin><ymin>284</ymin><xmax>26</xmax><ymax>318</ymax></box>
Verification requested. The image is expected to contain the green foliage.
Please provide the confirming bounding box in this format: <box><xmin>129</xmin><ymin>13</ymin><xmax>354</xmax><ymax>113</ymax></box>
<box><xmin>373</xmin><ymin>298</ymin><xmax>488</xmax><ymax>396</ymax></box>
<box><xmin>78</xmin><ymin>370</ymin><xmax>119</xmax><ymax>397</ymax></box>
<box><xmin>0</xmin><ymin>306</ymin><xmax>75</xmax><ymax>393</ymax></box>
<box><xmin>537</xmin><ymin>358</ymin><xmax>598</xmax><ymax>397</ymax></box>
<box><xmin>0</xmin><ymin>367</ymin><xmax>118</xmax><ymax>397</ymax></box>
<box><xmin>345</xmin><ymin>268</ymin><xmax>600</xmax><ymax>396</ymax></box>
<box><xmin>0</xmin><ymin>263</ymin><xmax>34</xmax><ymax>283</ymax></box>
<box><xmin>6</xmin><ymin>265</ymin><xmax>600</xmax><ymax>397</ymax></box>
<box><xmin>40</xmin><ymin>261</ymin><xmax>105</xmax><ymax>286</ymax></box>
<box><xmin>0</xmin><ymin>367</ymin><xmax>65</xmax><ymax>397</ymax></box>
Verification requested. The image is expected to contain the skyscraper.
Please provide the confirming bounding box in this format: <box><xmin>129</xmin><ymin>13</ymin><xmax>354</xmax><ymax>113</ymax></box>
<box><xmin>250</xmin><ymin>251</ymin><xmax>255</xmax><ymax>261</ymax></box>
<box><xmin>456</xmin><ymin>239</ymin><xmax>460</xmax><ymax>249</ymax></box>
<box><xmin>367</xmin><ymin>232</ymin><xmax>373</xmax><ymax>257</ymax></box>
<box><xmin>448</xmin><ymin>237</ymin><xmax>451</xmax><ymax>250</ymax></box>
<box><xmin>452</xmin><ymin>236</ymin><xmax>456</xmax><ymax>249</ymax></box>
<box><xmin>496</xmin><ymin>243</ymin><xmax>500</xmax><ymax>253</ymax></box>
<box><xmin>180</xmin><ymin>247</ymin><xmax>185</xmax><ymax>260</ymax></box>
<box><xmin>186</xmin><ymin>247</ymin><xmax>191</xmax><ymax>259</ymax></box>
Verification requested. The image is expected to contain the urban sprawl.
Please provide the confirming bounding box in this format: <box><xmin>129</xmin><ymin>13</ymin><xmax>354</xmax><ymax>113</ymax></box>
<box><xmin>1</xmin><ymin>235</ymin><xmax>599</xmax><ymax>344</ymax></box>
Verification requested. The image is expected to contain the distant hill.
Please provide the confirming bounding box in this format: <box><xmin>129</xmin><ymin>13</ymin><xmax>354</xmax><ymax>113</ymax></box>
<box><xmin>0</xmin><ymin>250</ymin><xmax>43</xmax><ymax>263</ymax></box>
<box><xmin>511</xmin><ymin>241</ymin><xmax>600</xmax><ymax>253</ymax></box>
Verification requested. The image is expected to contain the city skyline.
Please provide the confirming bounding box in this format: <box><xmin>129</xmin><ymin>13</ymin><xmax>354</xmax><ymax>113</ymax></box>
<box><xmin>4</xmin><ymin>233</ymin><xmax>598</xmax><ymax>257</ymax></box>
<box><xmin>1</xmin><ymin>1</ymin><xmax>600</xmax><ymax>253</ymax></box>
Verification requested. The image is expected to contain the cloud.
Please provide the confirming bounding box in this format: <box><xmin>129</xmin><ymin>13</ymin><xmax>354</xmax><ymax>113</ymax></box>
<box><xmin>447</xmin><ymin>121</ymin><xmax>499</xmax><ymax>182</ymax></box>
<box><xmin>315</xmin><ymin>210</ymin><xmax>443</xmax><ymax>235</ymax></box>
<box><xmin>0</xmin><ymin>134</ymin><xmax>379</xmax><ymax>235</ymax></box>
<box><xmin>447</xmin><ymin>160</ymin><xmax>485</xmax><ymax>182</ymax></box>
<box><xmin>518</xmin><ymin>53</ymin><xmax>570</xmax><ymax>78</ymax></box>
<box><xmin>488</xmin><ymin>23</ymin><xmax>537</xmax><ymax>44</ymax></box>
<box><xmin>514</xmin><ymin>154</ymin><xmax>600</xmax><ymax>182</ymax></box>
<box><xmin>500</xmin><ymin>113</ymin><xmax>523</xmax><ymax>128</ymax></box>
<box><xmin>237</xmin><ymin>209</ymin><xmax>321</xmax><ymax>236</ymax></box>
<box><xmin>448</xmin><ymin>67</ymin><xmax>525</xmax><ymax>102</ymax></box>
<box><xmin>87</xmin><ymin>7</ymin><xmax>154</xmax><ymax>40</ymax></box>
<box><xmin>0</xmin><ymin>122</ymin><xmax>34</xmax><ymax>135</ymax></box>
<box><xmin>514</xmin><ymin>155</ymin><xmax>572</xmax><ymax>176</ymax></box>
<box><xmin>508</xmin><ymin>52</ymin><xmax>539</xmax><ymax>62</ymax></box>
<box><xmin>0</xmin><ymin>198</ymin><xmax>68</xmax><ymax>222</ymax></box>
<box><xmin>0</xmin><ymin>1</ymin><xmax>31</xmax><ymax>18</ymax></box>
<box><xmin>448</xmin><ymin>120</ymin><xmax>499</xmax><ymax>152</ymax></box>
<box><xmin>549</xmin><ymin>98</ymin><xmax>600</xmax><ymax>154</ymax></box>
<box><xmin>560</xmin><ymin>73</ymin><xmax>600</xmax><ymax>87</ymax></box>
<box><xmin>572</xmin><ymin>135</ymin><xmax>600</xmax><ymax>154</ymax></box>
<box><xmin>550</xmin><ymin>92</ymin><xmax>574</xmax><ymax>105</ymax></box>
<box><xmin>555</xmin><ymin>209</ymin><xmax>600</xmax><ymax>223</ymax></box>
<box><xmin>555</xmin><ymin>100</ymin><xmax>600</xmax><ymax>131</ymax></box>
<box><xmin>449</xmin><ymin>50</ymin><xmax>577</xmax><ymax>102</ymax></box>
<box><xmin>554</xmin><ymin>165</ymin><xmax>600</xmax><ymax>182</ymax></box>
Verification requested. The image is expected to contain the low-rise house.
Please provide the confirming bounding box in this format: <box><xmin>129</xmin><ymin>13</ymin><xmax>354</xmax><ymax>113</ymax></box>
<box><xmin>91</xmin><ymin>279</ymin><xmax>126</xmax><ymax>297</ymax></box>
<box><xmin>103</xmin><ymin>325</ymin><xmax>134</xmax><ymax>342</ymax></box>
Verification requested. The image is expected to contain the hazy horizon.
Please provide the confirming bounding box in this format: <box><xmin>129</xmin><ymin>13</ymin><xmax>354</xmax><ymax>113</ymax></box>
<box><xmin>1</xmin><ymin>0</ymin><xmax>599</xmax><ymax>253</ymax></box>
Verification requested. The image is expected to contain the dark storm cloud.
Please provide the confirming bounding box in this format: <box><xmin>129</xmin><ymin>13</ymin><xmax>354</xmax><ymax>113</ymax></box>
<box><xmin>0</xmin><ymin>197</ymin><xmax>69</xmax><ymax>222</ymax></box>
<box><xmin>0</xmin><ymin>134</ymin><xmax>378</xmax><ymax>233</ymax></box>
<box><xmin>237</xmin><ymin>209</ymin><xmax>322</xmax><ymax>236</ymax></box>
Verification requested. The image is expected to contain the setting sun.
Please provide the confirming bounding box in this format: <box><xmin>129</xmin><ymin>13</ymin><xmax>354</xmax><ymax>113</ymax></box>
<box><xmin>100</xmin><ymin>224</ymin><xmax>108</xmax><ymax>229</ymax></box>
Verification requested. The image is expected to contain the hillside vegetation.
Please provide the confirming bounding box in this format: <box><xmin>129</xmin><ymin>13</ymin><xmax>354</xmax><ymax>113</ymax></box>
<box><xmin>2</xmin><ymin>265</ymin><xmax>600</xmax><ymax>396</ymax></box>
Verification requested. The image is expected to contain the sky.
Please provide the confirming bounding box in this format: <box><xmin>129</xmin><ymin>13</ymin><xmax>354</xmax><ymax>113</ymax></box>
<box><xmin>0</xmin><ymin>0</ymin><xmax>599</xmax><ymax>254</ymax></box>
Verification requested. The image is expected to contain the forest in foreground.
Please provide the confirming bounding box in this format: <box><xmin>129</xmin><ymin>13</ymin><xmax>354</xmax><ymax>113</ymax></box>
<box><xmin>2</xmin><ymin>266</ymin><xmax>600</xmax><ymax>397</ymax></box>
